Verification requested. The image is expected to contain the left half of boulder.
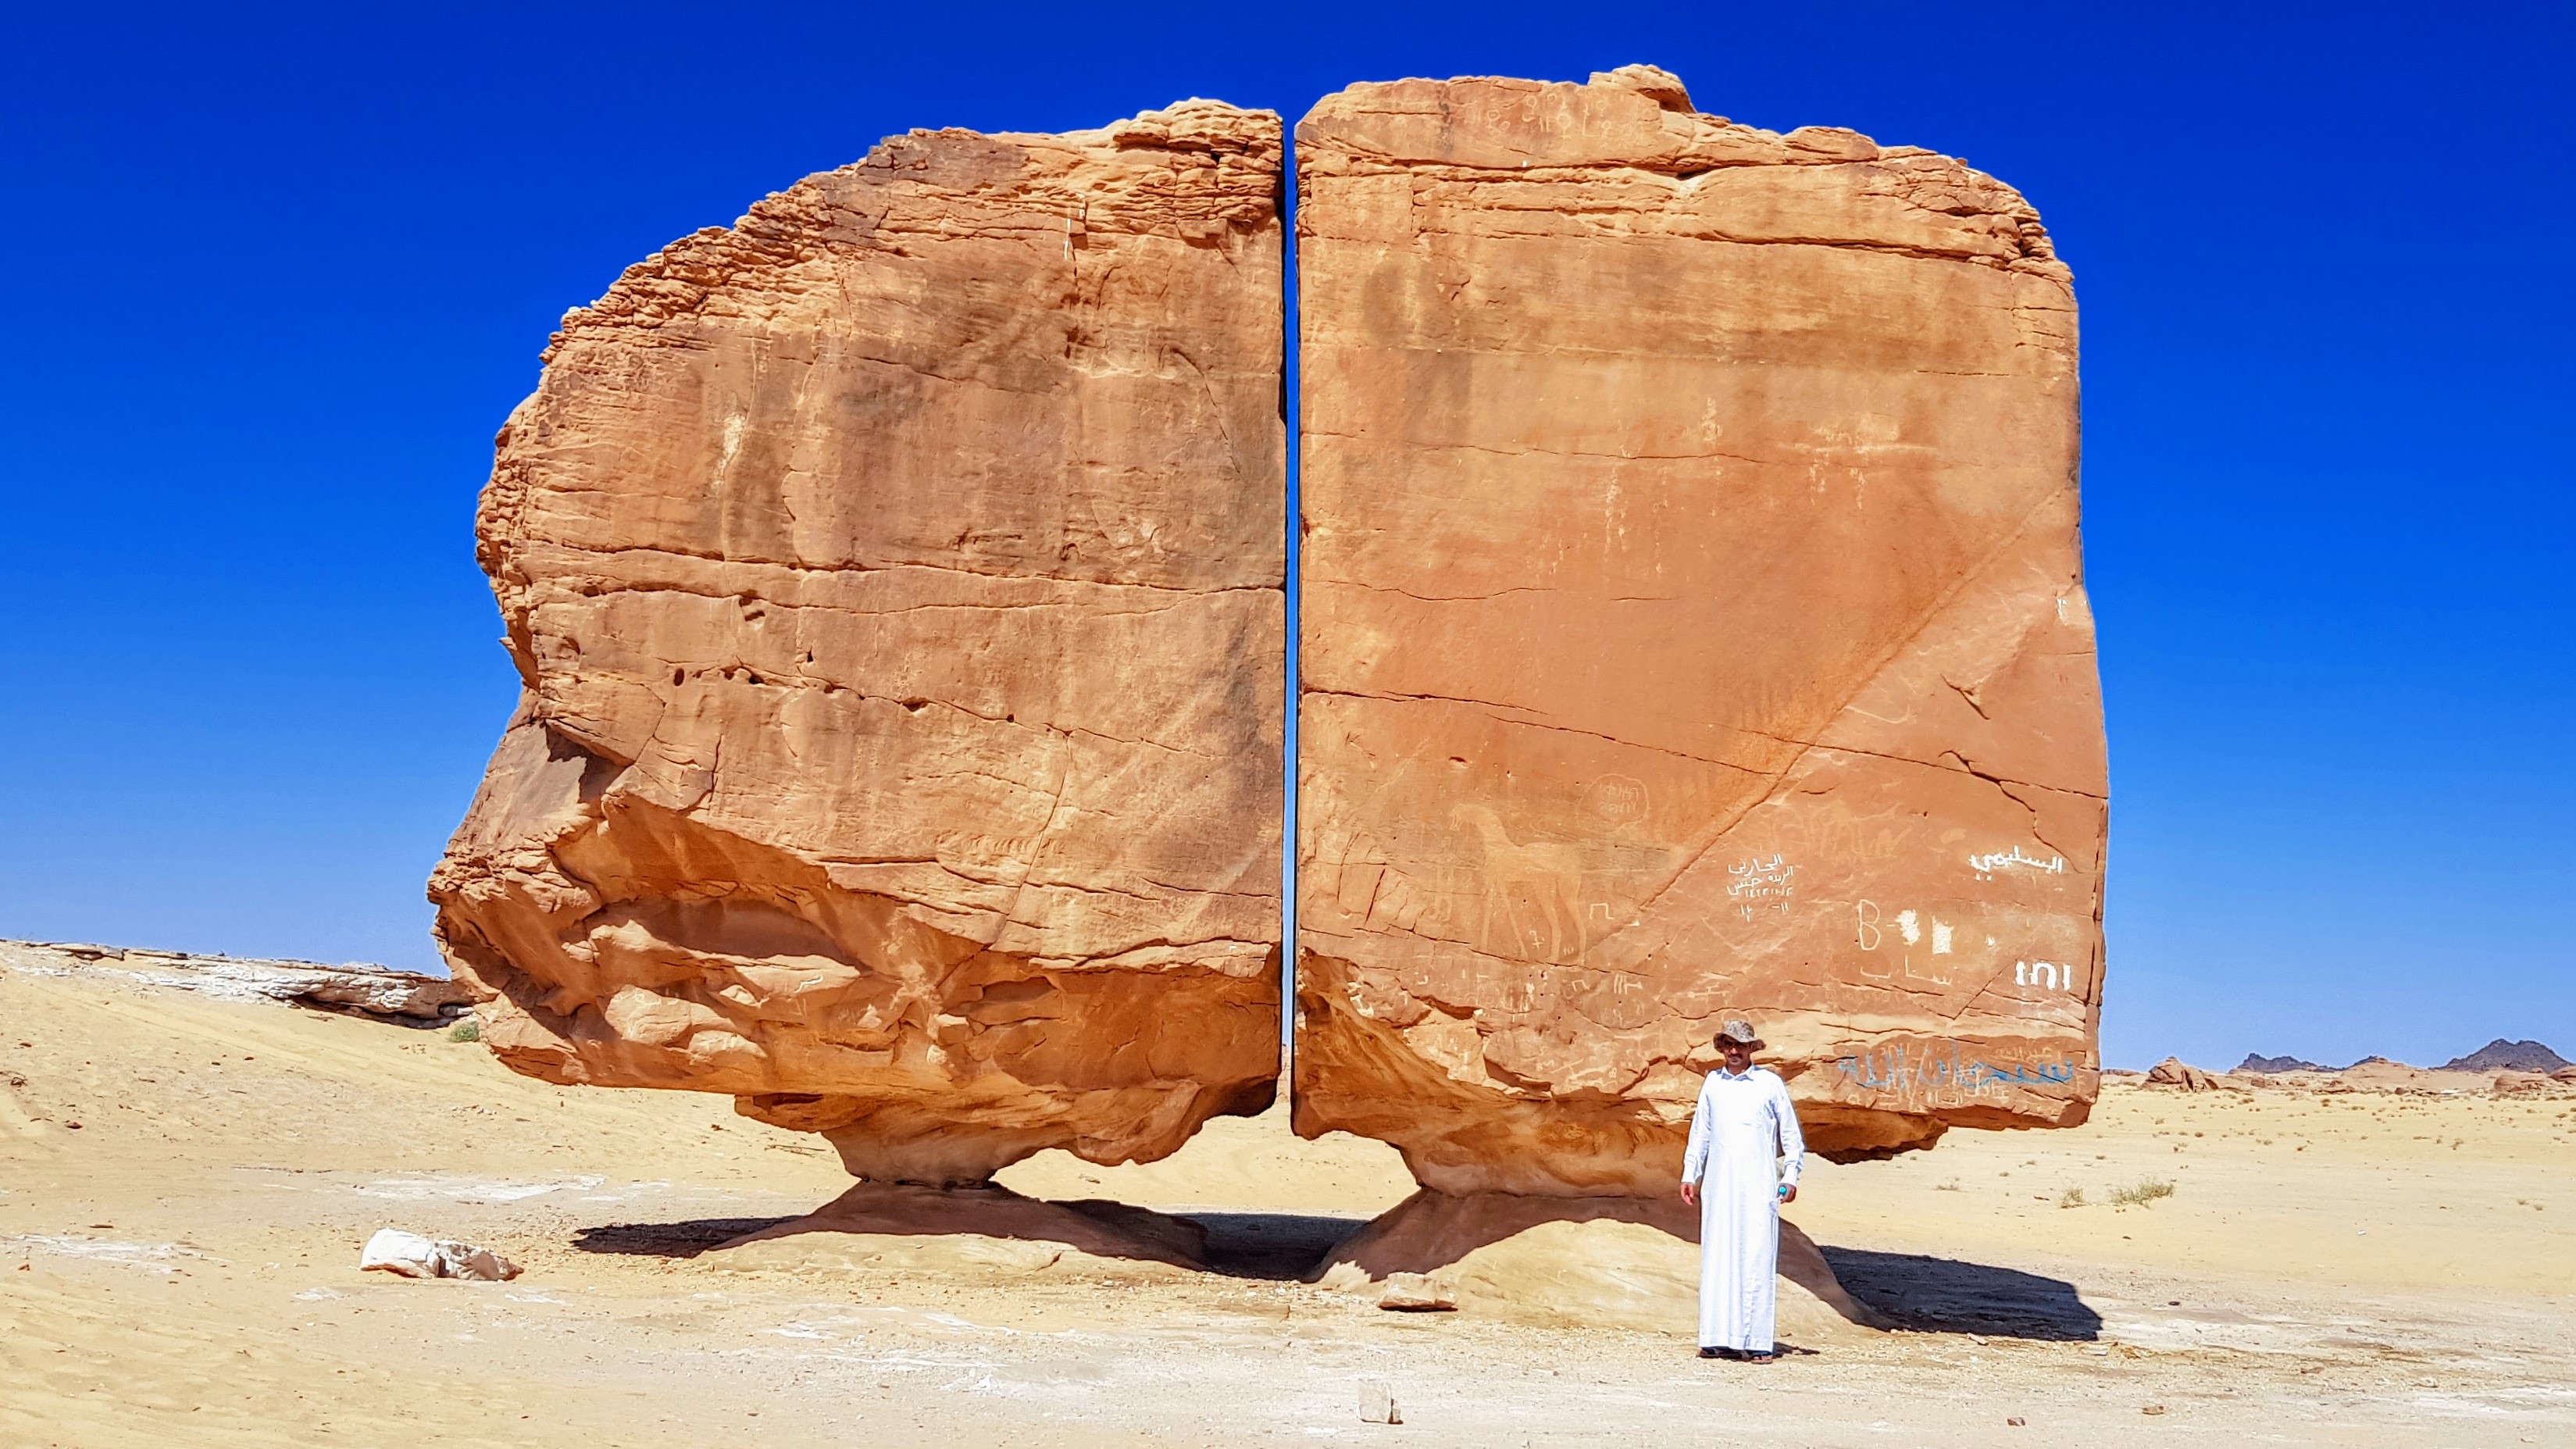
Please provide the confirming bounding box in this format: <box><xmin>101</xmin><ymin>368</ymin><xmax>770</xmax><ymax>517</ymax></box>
<box><xmin>430</xmin><ymin>101</ymin><xmax>1286</xmax><ymax>1189</ymax></box>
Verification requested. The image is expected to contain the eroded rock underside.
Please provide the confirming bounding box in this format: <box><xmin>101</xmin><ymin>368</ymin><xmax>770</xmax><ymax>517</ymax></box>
<box><xmin>430</xmin><ymin>102</ymin><xmax>1287</xmax><ymax>1186</ymax></box>
<box><xmin>1294</xmin><ymin>68</ymin><xmax>2107</xmax><ymax>1196</ymax></box>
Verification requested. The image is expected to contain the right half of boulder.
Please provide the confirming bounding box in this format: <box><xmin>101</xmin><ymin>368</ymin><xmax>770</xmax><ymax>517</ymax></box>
<box><xmin>1293</xmin><ymin>66</ymin><xmax>2107</xmax><ymax>1196</ymax></box>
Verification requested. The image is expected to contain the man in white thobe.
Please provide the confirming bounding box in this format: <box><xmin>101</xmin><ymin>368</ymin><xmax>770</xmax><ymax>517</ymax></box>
<box><xmin>1679</xmin><ymin>1018</ymin><xmax>1805</xmax><ymax>1362</ymax></box>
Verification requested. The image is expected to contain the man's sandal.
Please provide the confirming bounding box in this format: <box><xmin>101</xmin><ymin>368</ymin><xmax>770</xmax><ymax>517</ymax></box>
<box><xmin>1744</xmin><ymin>1351</ymin><xmax>1778</xmax><ymax>1364</ymax></box>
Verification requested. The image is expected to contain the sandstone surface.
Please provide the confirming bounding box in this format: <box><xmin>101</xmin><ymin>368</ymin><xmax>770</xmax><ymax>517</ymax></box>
<box><xmin>430</xmin><ymin>102</ymin><xmax>1287</xmax><ymax>1185</ymax></box>
<box><xmin>1294</xmin><ymin>66</ymin><xmax>2106</xmax><ymax>1197</ymax></box>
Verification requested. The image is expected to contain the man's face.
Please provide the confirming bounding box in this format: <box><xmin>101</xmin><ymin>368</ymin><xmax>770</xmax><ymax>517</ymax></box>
<box><xmin>1718</xmin><ymin>1038</ymin><xmax>1754</xmax><ymax>1072</ymax></box>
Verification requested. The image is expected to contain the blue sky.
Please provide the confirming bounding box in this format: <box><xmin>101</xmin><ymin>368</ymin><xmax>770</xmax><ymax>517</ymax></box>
<box><xmin>2</xmin><ymin>2</ymin><xmax>2566</xmax><ymax>1070</ymax></box>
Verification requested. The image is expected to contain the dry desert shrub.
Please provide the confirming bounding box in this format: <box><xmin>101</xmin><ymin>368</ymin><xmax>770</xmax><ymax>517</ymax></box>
<box><xmin>2110</xmin><ymin>1179</ymin><xmax>2176</xmax><ymax>1208</ymax></box>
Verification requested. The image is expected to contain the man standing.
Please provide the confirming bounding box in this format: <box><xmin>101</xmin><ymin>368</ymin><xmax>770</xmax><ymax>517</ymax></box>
<box><xmin>1679</xmin><ymin>1019</ymin><xmax>1806</xmax><ymax>1362</ymax></box>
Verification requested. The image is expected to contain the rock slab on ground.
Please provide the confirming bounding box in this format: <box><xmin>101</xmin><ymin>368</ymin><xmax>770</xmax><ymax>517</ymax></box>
<box><xmin>1375</xmin><ymin>1270</ymin><xmax>1455</xmax><ymax>1311</ymax></box>
<box><xmin>430</xmin><ymin>101</ymin><xmax>1289</xmax><ymax>1186</ymax></box>
<box><xmin>1358</xmin><ymin>1383</ymin><xmax>1401</xmax><ymax>1425</ymax></box>
<box><xmin>359</xmin><ymin>1228</ymin><xmax>521</xmax><ymax>1282</ymax></box>
<box><xmin>1292</xmin><ymin>66</ymin><xmax>2106</xmax><ymax>1197</ymax></box>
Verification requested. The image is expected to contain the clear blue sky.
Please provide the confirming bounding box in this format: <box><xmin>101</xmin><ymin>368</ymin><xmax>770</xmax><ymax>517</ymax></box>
<box><xmin>2</xmin><ymin>2</ymin><xmax>2566</xmax><ymax>1070</ymax></box>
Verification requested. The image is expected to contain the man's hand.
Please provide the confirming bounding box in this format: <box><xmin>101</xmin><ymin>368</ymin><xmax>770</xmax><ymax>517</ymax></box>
<box><xmin>1779</xmin><ymin>1183</ymin><xmax>1798</xmax><ymax>1205</ymax></box>
<box><xmin>1680</xmin><ymin>1181</ymin><xmax>1697</xmax><ymax>1207</ymax></box>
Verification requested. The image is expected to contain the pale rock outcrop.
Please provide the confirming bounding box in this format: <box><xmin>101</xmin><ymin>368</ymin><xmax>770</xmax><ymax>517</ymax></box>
<box><xmin>2144</xmin><ymin>1057</ymin><xmax>2229</xmax><ymax>1092</ymax></box>
<box><xmin>430</xmin><ymin>102</ymin><xmax>1287</xmax><ymax>1185</ymax></box>
<box><xmin>1295</xmin><ymin>66</ymin><xmax>2105</xmax><ymax>1198</ymax></box>
<box><xmin>0</xmin><ymin>940</ymin><xmax>473</xmax><ymax>1023</ymax></box>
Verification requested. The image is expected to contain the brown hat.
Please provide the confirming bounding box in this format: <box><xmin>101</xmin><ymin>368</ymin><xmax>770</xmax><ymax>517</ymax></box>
<box><xmin>1714</xmin><ymin>1019</ymin><xmax>1764</xmax><ymax>1049</ymax></box>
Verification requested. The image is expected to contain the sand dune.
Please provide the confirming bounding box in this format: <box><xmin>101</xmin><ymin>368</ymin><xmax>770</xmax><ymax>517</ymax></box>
<box><xmin>5</xmin><ymin>963</ymin><xmax>2572</xmax><ymax>1447</ymax></box>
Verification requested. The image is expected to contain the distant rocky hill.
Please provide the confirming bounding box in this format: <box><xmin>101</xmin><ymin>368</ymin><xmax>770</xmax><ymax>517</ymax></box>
<box><xmin>2237</xmin><ymin>1053</ymin><xmax>2334</xmax><ymax>1073</ymax></box>
<box><xmin>2232</xmin><ymin>1042</ymin><xmax>2569</xmax><ymax>1076</ymax></box>
<box><xmin>2439</xmin><ymin>1040</ymin><xmax>2569</xmax><ymax>1073</ymax></box>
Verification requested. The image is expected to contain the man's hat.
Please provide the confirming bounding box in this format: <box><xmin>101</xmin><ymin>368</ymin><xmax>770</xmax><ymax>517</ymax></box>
<box><xmin>1714</xmin><ymin>1019</ymin><xmax>1764</xmax><ymax>1049</ymax></box>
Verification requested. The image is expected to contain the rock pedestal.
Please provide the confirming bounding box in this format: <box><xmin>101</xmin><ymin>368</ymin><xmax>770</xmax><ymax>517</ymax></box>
<box><xmin>1313</xmin><ymin>1191</ymin><xmax>1883</xmax><ymax>1338</ymax></box>
<box><xmin>1293</xmin><ymin>67</ymin><xmax>2106</xmax><ymax>1197</ymax></box>
<box><xmin>430</xmin><ymin>102</ymin><xmax>1287</xmax><ymax>1185</ymax></box>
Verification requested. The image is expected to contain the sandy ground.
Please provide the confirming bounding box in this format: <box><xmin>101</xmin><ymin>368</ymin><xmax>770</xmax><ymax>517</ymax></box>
<box><xmin>4</xmin><ymin>964</ymin><xmax>2572</xmax><ymax>1447</ymax></box>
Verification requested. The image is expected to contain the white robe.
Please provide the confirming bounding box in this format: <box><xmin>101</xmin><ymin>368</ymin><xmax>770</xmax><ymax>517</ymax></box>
<box><xmin>1679</xmin><ymin>1065</ymin><xmax>1806</xmax><ymax>1351</ymax></box>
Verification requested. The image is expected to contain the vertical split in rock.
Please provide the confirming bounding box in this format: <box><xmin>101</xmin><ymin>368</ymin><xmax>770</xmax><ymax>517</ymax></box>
<box><xmin>1293</xmin><ymin>67</ymin><xmax>2107</xmax><ymax>1212</ymax></box>
<box><xmin>430</xmin><ymin>102</ymin><xmax>1287</xmax><ymax>1190</ymax></box>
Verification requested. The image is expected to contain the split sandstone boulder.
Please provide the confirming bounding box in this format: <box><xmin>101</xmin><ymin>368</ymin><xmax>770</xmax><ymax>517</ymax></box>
<box><xmin>430</xmin><ymin>68</ymin><xmax>2108</xmax><ymax>1232</ymax></box>
<box><xmin>430</xmin><ymin>102</ymin><xmax>1288</xmax><ymax>1187</ymax></box>
<box><xmin>1293</xmin><ymin>67</ymin><xmax>2107</xmax><ymax>1200</ymax></box>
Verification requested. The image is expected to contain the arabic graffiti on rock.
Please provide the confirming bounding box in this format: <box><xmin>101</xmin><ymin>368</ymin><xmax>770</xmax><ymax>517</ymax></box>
<box><xmin>1968</xmin><ymin>845</ymin><xmax>2068</xmax><ymax>880</ymax></box>
<box><xmin>1726</xmin><ymin>854</ymin><xmax>1796</xmax><ymax>921</ymax></box>
<box><xmin>1830</xmin><ymin>1036</ymin><xmax>2083</xmax><ymax>1108</ymax></box>
<box><xmin>2015</xmin><ymin>960</ymin><xmax>2078</xmax><ymax>990</ymax></box>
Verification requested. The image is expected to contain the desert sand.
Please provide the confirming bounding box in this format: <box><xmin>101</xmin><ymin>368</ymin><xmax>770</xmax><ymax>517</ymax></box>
<box><xmin>5</xmin><ymin>963</ymin><xmax>2571</xmax><ymax>1447</ymax></box>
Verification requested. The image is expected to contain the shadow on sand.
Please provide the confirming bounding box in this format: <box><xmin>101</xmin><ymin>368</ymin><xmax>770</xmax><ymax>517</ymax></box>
<box><xmin>570</xmin><ymin>1193</ymin><xmax>1370</xmax><ymax>1282</ymax></box>
<box><xmin>568</xmin><ymin>1199</ymin><xmax>2095</xmax><ymax>1343</ymax></box>
<box><xmin>1820</xmin><ymin>1246</ymin><xmax>2103</xmax><ymax>1340</ymax></box>
<box><xmin>573</xmin><ymin>1217</ymin><xmax>799</xmax><ymax>1259</ymax></box>
<box><xmin>1178</xmin><ymin>1212</ymin><xmax>1370</xmax><ymax>1280</ymax></box>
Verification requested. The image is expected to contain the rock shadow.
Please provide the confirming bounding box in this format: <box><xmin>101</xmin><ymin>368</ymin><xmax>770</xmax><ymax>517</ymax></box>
<box><xmin>1818</xmin><ymin>1246</ymin><xmax>2102</xmax><ymax>1341</ymax></box>
<box><xmin>574</xmin><ymin>1217</ymin><xmax>798</xmax><ymax>1259</ymax></box>
<box><xmin>703</xmin><ymin>1183</ymin><xmax>1209</xmax><ymax>1275</ymax></box>
<box><xmin>1176</xmin><ymin>1212</ymin><xmax>1369</xmax><ymax>1280</ymax></box>
<box><xmin>569</xmin><ymin>1187</ymin><xmax>1367</xmax><ymax>1281</ymax></box>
